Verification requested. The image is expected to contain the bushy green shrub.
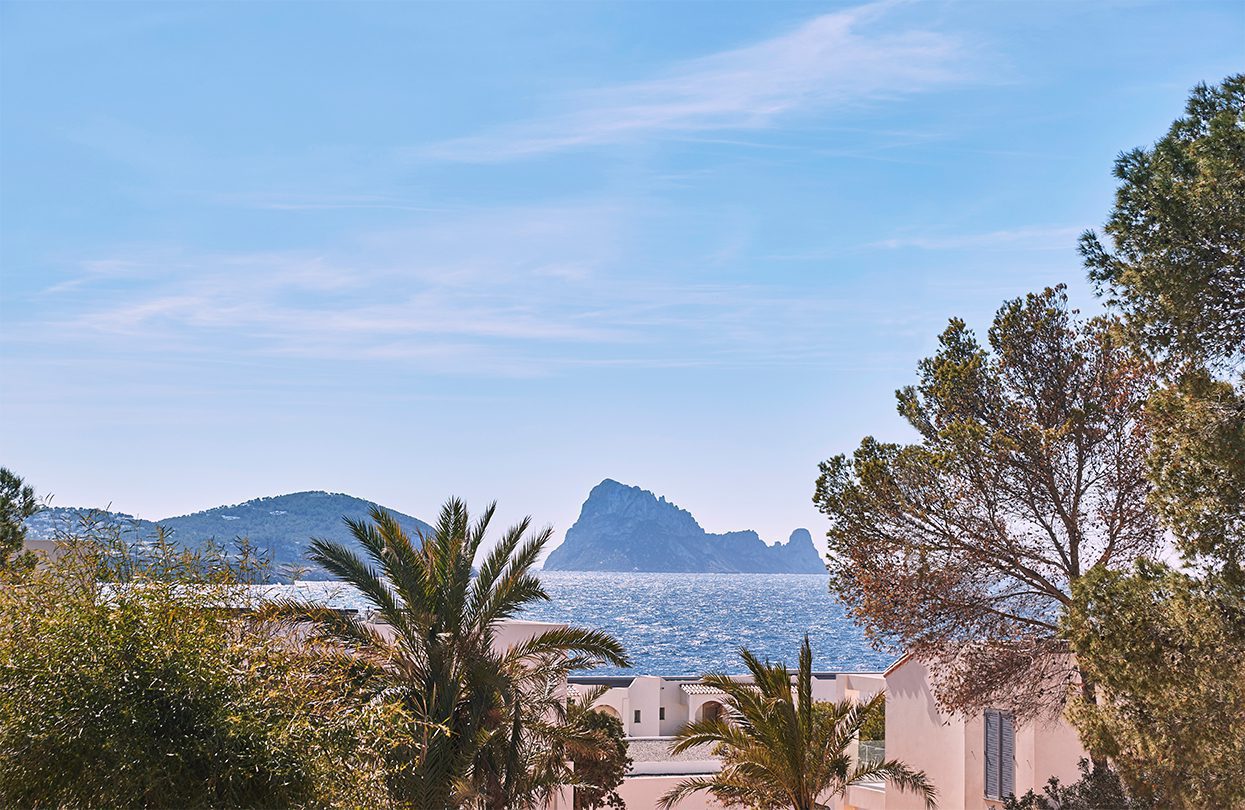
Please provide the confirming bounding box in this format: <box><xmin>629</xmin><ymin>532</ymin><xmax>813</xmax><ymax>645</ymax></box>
<box><xmin>858</xmin><ymin>697</ymin><xmax>885</xmax><ymax>742</ymax></box>
<box><xmin>0</xmin><ymin>523</ymin><xmax>391</xmax><ymax>808</ymax></box>
<box><xmin>1002</xmin><ymin>758</ymin><xmax>1149</xmax><ymax>810</ymax></box>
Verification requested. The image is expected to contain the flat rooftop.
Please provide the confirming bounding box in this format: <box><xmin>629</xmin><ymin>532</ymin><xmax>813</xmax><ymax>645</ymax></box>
<box><xmin>567</xmin><ymin>675</ymin><xmax>637</xmax><ymax>687</ymax></box>
<box><xmin>628</xmin><ymin>738</ymin><xmax>717</xmax><ymax>764</ymax></box>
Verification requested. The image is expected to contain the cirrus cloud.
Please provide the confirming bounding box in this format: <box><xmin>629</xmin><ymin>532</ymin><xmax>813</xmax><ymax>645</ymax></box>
<box><xmin>423</xmin><ymin>1</ymin><xmax>968</xmax><ymax>162</ymax></box>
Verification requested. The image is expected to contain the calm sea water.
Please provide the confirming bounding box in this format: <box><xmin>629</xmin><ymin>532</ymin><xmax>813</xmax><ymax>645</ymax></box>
<box><xmin>266</xmin><ymin>572</ymin><xmax>893</xmax><ymax>676</ymax></box>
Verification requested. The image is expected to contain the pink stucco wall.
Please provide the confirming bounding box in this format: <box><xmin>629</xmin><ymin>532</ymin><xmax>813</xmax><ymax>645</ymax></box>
<box><xmin>882</xmin><ymin>657</ymin><xmax>970</xmax><ymax>810</ymax></box>
<box><xmin>877</xmin><ymin>657</ymin><xmax>1088</xmax><ymax>810</ymax></box>
<box><xmin>616</xmin><ymin>774</ymin><xmax>722</xmax><ymax>809</ymax></box>
<box><xmin>491</xmin><ymin>619</ymin><xmax>569</xmax><ymax>652</ymax></box>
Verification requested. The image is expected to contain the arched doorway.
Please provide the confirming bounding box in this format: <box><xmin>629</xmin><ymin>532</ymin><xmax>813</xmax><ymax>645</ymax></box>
<box><xmin>594</xmin><ymin>704</ymin><xmax>621</xmax><ymax>720</ymax></box>
<box><xmin>699</xmin><ymin>700</ymin><xmax>725</xmax><ymax>723</ymax></box>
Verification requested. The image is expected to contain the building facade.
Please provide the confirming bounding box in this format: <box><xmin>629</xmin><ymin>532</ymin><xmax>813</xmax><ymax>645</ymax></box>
<box><xmin>570</xmin><ymin>656</ymin><xmax>1088</xmax><ymax>810</ymax></box>
<box><xmin>839</xmin><ymin>656</ymin><xmax>1088</xmax><ymax>810</ymax></box>
<box><xmin>569</xmin><ymin>670</ymin><xmax>888</xmax><ymax>810</ymax></box>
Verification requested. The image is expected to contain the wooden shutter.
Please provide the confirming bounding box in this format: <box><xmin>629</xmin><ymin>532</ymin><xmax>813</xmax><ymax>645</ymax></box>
<box><xmin>984</xmin><ymin>710</ymin><xmax>1000</xmax><ymax>798</ymax></box>
<box><xmin>1000</xmin><ymin>711</ymin><xmax>1016</xmax><ymax>798</ymax></box>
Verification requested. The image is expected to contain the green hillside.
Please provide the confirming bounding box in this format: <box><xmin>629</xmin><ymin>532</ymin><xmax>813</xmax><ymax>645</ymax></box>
<box><xmin>25</xmin><ymin>491</ymin><xmax>433</xmax><ymax>581</ymax></box>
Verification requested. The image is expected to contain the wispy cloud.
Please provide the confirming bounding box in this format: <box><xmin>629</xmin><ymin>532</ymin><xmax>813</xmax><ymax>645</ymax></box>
<box><xmin>423</xmin><ymin>1</ymin><xmax>967</xmax><ymax>162</ymax></box>
<box><xmin>868</xmin><ymin>225</ymin><xmax>1083</xmax><ymax>251</ymax></box>
<box><xmin>27</xmin><ymin>201</ymin><xmax>912</xmax><ymax>376</ymax></box>
<box><xmin>211</xmin><ymin>192</ymin><xmax>452</xmax><ymax>213</ymax></box>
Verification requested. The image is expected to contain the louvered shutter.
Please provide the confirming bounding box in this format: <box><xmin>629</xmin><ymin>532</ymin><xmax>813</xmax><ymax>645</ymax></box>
<box><xmin>1000</xmin><ymin>711</ymin><xmax>1016</xmax><ymax>798</ymax></box>
<box><xmin>984</xmin><ymin>710</ymin><xmax>1000</xmax><ymax>798</ymax></box>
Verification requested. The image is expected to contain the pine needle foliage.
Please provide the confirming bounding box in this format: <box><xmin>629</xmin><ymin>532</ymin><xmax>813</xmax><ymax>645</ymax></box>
<box><xmin>0</xmin><ymin>467</ymin><xmax>40</xmax><ymax>572</ymax></box>
<box><xmin>1063</xmin><ymin>562</ymin><xmax>1245</xmax><ymax>809</ymax></box>
<box><xmin>1081</xmin><ymin>74</ymin><xmax>1245</xmax><ymax>373</ymax></box>
<box><xmin>814</xmin><ymin>287</ymin><xmax>1160</xmax><ymax>718</ymax></box>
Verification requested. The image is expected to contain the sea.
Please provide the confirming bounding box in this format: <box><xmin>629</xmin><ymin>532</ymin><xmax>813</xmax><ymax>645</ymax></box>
<box><xmin>268</xmin><ymin>571</ymin><xmax>894</xmax><ymax>676</ymax></box>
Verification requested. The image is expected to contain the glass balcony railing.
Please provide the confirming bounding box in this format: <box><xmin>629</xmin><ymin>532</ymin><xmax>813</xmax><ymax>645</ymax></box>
<box><xmin>857</xmin><ymin>740</ymin><xmax>885</xmax><ymax>768</ymax></box>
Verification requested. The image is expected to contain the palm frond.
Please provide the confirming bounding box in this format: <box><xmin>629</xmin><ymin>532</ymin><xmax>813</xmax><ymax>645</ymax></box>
<box><xmin>465</xmin><ymin>500</ymin><xmax>498</xmax><ymax>562</ymax></box>
<box><xmin>343</xmin><ymin>514</ymin><xmax>388</xmax><ymax>566</ymax></box>
<box><xmin>259</xmin><ymin>596</ymin><xmax>394</xmax><ymax>655</ymax></box>
<box><xmin>657</xmin><ymin>775</ymin><xmax>721</xmax><ymax>810</ymax></box>
<box><xmin>829</xmin><ymin>692</ymin><xmax>884</xmax><ymax>753</ymax></box>
<box><xmin>502</xmin><ymin>626</ymin><xmax>630</xmax><ymax>670</ymax></box>
<box><xmin>849</xmin><ymin>759</ymin><xmax>938</xmax><ymax>810</ymax></box>
<box><xmin>568</xmin><ymin>683</ymin><xmax>610</xmax><ymax>711</ymax></box>
<box><xmin>668</xmin><ymin>716</ymin><xmax>752</xmax><ymax>754</ymax></box>
<box><xmin>305</xmin><ymin>538</ymin><xmax>406</xmax><ymax>624</ymax></box>
<box><xmin>798</xmin><ymin>634</ymin><xmax>814</xmax><ymax>735</ymax></box>
<box><xmin>375</xmin><ymin>526</ymin><xmax>433</xmax><ymax>637</ymax></box>
<box><xmin>477</xmin><ymin>528</ymin><xmax>552</xmax><ymax>626</ymax></box>
<box><xmin>467</xmin><ymin>519</ymin><xmax>528</xmax><ymax>623</ymax></box>
<box><xmin>663</xmin><ymin>643</ymin><xmax>937</xmax><ymax>810</ymax></box>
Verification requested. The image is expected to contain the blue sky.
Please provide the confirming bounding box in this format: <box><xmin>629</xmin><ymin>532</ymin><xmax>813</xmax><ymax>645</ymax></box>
<box><xmin>2</xmin><ymin>1</ymin><xmax>1242</xmax><ymax>554</ymax></box>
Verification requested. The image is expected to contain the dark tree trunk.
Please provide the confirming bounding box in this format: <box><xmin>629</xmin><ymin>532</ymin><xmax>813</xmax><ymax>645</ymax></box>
<box><xmin>1078</xmin><ymin>672</ymin><xmax>1111</xmax><ymax>774</ymax></box>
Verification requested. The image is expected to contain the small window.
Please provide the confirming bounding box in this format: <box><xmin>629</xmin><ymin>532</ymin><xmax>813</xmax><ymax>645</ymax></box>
<box><xmin>984</xmin><ymin>709</ymin><xmax>1015</xmax><ymax>799</ymax></box>
<box><xmin>659</xmin><ymin>707</ymin><xmax>665</xmax><ymax>721</ymax></box>
<box><xmin>634</xmin><ymin>710</ymin><xmax>641</xmax><ymax>723</ymax></box>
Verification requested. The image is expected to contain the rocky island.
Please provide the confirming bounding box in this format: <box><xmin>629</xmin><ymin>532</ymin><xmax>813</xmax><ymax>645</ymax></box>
<box><xmin>542</xmin><ymin>479</ymin><xmax>826</xmax><ymax>573</ymax></box>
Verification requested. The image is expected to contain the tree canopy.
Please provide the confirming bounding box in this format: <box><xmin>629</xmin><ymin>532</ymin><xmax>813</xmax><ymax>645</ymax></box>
<box><xmin>1063</xmin><ymin>562</ymin><xmax>1245</xmax><ymax>809</ymax></box>
<box><xmin>1081</xmin><ymin>74</ymin><xmax>1245</xmax><ymax>372</ymax></box>
<box><xmin>269</xmin><ymin>497</ymin><xmax>629</xmax><ymax>809</ymax></box>
<box><xmin>0</xmin><ymin>467</ymin><xmax>40</xmax><ymax>571</ymax></box>
<box><xmin>1061</xmin><ymin>75</ymin><xmax>1245</xmax><ymax>808</ymax></box>
<box><xmin>566</xmin><ymin>687</ymin><xmax>630</xmax><ymax>810</ymax></box>
<box><xmin>1079</xmin><ymin>75</ymin><xmax>1245</xmax><ymax>578</ymax></box>
<box><xmin>1145</xmin><ymin>370</ymin><xmax>1245</xmax><ymax>575</ymax></box>
<box><xmin>814</xmin><ymin>287</ymin><xmax>1160</xmax><ymax>717</ymax></box>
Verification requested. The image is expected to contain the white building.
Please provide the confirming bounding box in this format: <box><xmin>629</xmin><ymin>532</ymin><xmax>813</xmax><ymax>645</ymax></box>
<box><xmin>568</xmin><ymin>656</ymin><xmax>1090</xmax><ymax>810</ymax></box>
<box><xmin>839</xmin><ymin>655</ymin><xmax>1088</xmax><ymax>810</ymax></box>
<box><xmin>568</xmin><ymin>669</ymin><xmax>888</xmax><ymax>810</ymax></box>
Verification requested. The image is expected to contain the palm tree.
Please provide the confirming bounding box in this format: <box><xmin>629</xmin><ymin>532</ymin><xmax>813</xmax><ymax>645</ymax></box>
<box><xmin>269</xmin><ymin>498</ymin><xmax>629</xmax><ymax>809</ymax></box>
<box><xmin>470</xmin><ymin>661</ymin><xmax>629</xmax><ymax>809</ymax></box>
<box><xmin>659</xmin><ymin>637</ymin><xmax>936</xmax><ymax>810</ymax></box>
